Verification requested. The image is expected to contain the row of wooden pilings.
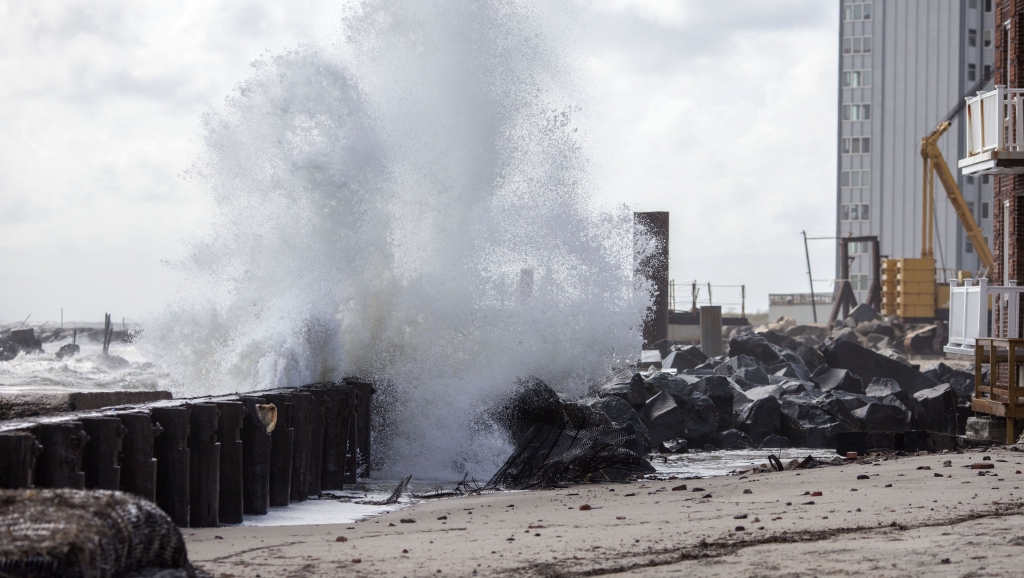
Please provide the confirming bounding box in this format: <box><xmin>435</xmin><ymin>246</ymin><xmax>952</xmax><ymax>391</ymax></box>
<box><xmin>0</xmin><ymin>379</ymin><xmax>373</xmax><ymax>527</ymax></box>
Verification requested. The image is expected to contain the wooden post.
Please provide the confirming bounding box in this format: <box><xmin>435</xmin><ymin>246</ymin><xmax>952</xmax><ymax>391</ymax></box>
<box><xmin>188</xmin><ymin>403</ymin><xmax>221</xmax><ymax>528</ymax></box>
<box><xmin>305</xmin><ymin>387</ymin><xmax>327</xmax><ymax>497</ymax></box>
<box><xmin>289</xmin><ymin>391</ymin><xmax>314</xmax><ymax>502</ymax></box>
<box><xmin>152</xmin><ymin>406</ymin><xmax>191</xmax><ymax>527</ymax></box>
<box><xmin>0</xmin><ymin>432</ymin><xmax>40</xmax><ymax>488</ymax></box>
<box><xmin>976</xmin><ymin>340</ymin><xmax>984</xmax><ymax>402</ymax></box>
<box><xmin>314</xmin><ymin>386</ymin><xmax>346</xmax><ymax>491</ymax></box>
<box><xmin>262</xmin><ymin>392</ymin><xmax>295</xmax><ymax>507</ymax></box>
<box><xmin>215</xmin><ymin>401</ymin><xmax>246</xmax><ymax>525</ymax></box>
<box><xmin>33</xmin><ymin>422</ymin><xmax>88</xmax><ymax>489</ymax></box>
<box><xmin>240</xmin><ymin>395</ymin><xmax>273</xmax><ymax>516</ymax></box>
<box><xmin>1010</xmin><ymin>341</ymin><xmax>1019</xmax><ymax>444</ymax></box>
<box><xmin>348</xmin><ymin>380</ymin><xmax>374</xmax><ymax>478</ymax></box>
<box><xmin>117</xmin><ymin>412</ymin><xmax>159</xmax><ymax>502</ymax></box>
<box><xmin>80</xmin><ymin>417</ymin><xmax>126</xmax><ymax>490</ymax></box>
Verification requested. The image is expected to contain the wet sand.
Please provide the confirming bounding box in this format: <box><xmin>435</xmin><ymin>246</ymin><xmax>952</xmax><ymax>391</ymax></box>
<box><xmin>187</xmin><ymin>447</ymin><xmax>1024</xmax><ymax>577</ymax></box>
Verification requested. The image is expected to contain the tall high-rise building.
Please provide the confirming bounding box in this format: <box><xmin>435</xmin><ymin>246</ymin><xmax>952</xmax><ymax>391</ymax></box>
<box><xmin>837</xmin><ymin>0</ymin><xmax>995</xmax><ymax>302</ymax></box>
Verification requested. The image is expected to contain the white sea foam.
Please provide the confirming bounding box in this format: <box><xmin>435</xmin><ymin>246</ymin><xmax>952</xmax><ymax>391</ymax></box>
<box><xmin>135</xmin><ymin>0</ymin><xmax>652</xmax><ymax>481</ymax></box>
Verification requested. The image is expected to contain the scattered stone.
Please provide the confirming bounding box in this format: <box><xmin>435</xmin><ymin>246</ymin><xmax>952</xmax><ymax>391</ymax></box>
<box><xmin>857</xmin><ymin>475</ymin><xmax>870</xmax><ymax>480</ymax></box>
<box><xmin>743</xmin><ymin>489</ymin><xmax>752</xmax><ymax>494</ymax></box>
<box><xmin>579</xmin><ymin>504</ymin><xmax>591</xmax><ymax>510</ymax></box>
<box><xmin>735</xmin><ymin>526</ymin><xmax>746</xmax><ymax>531</ymax></box>
<box><xmin>973</xmin><ymin>463</ymin><xmax>994</xmax><ymax>469</ymax></box>
<box><xmin>671</xmin><ymin>484</ymin><xmax>687</xmax><ymax>491</ymax></box>
<box><xmin>733</xmin><ymin>513</ymin><xmax>748</xmax><ymax>519</ymax></box>
<box><xmin>336</xmin><ymin>536</ymin><xmax>348</xmax><ymax>542</ymax></box>
<box><xmin>400</xmin><ymin>519</ymin><xmax>416</xmax><ymax>523</ymax></box>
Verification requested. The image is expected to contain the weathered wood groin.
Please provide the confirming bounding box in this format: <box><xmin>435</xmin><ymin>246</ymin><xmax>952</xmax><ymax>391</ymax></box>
<box><xmin>0</xmin><ymin>378</ymin><xmax>373</xmax><ymax>528</ymax></box>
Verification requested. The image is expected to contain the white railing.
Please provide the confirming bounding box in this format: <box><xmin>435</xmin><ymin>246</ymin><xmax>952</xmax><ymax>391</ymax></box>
<box><xmin>945</xmin><ymin>278</ymin><xmax>1024</xmax><ymax>355</ymax></box>
<box><xmin>965</xmin><ymin>86</ymin><xmax>1024</xmax><ymax>157</ymax></box>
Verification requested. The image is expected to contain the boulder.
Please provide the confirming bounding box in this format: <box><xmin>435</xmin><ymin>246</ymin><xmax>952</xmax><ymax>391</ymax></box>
<box><xmin>785</xmin><ymin>324</ymin><xmax>831</xmax><ymax>342</ymax></box>
<box><xmin>644</xmin><ymin>373</ymin><xmax>698</xmax><ymax>401</ymax></box>
<box><xmin>562</xmin><ymin>400</ymin><xmax>613</xmax><ymax>430</ymax></box>
<box><xmin>829</xmin><ymin>390</ymin><xmax>879</xmax><ymax>413</ymax></box>
<box><xmin>780</xmin><ymin>395</ymin><xmax>842</xmax><ymax>447</ymax></box>
<box><xmin>598</xmin><ymin>373</ymin><xmax>647</xmax><ymax>408</ymax></box>
<box><xmin>494</xmin><ymin>377</ymin><xmax>568</xmax><ymax>441</ymax></box>
<box><xmin>795</xmin><ymin>344</ymin><xmax>825</xmax><ymax>372</ymax></box>
<box><xmin>8</xmin><ymin>328</ymin><xmax>42</xmax><ymax>353</ymax></box>
<box><xmin>586</xmin><ymin>396</ymin><xmax>652</xmax><ymax>455</ymax></box>
<box><xmin>674</xmin><ymin>390</ymin><xmax>720</xmax><ymax>446</ymax></box>
<box><xmin>832</xmin><ymin>327</ymin><xmax>862</xmax><ymax>344</ymax></box>
<box><xmin>55</xmin><ymin>343</ymin><xmax>80</xmax><ymax>360</ymax></box>
<box><xmin>767</xmin><ymin>315</ymin><xmax>798</xmax><ymax>333</ymax></box>
<box><xmin>927</xmin><ymin>363</ymin><xmax>974</xmax><ymax>402</ymax></box>
<box><xmin>728</xmin><ymin>334</ymin><xmax>786</xmax><ymax>367</ymax></box>
<box><xmin>661</xmin><ymin>438</ymin><xmax>689</xmax><ymax>453</ymax></box>
<box><xmin>661</xmin><ymin>350</ymin><xmax>701</xmax><ymax>372</ymax></box>
<box><xmin>714</xmin><ymin>355</ymin><xmax>770</xmax><ymax>387</ymax></box>
<box><xmin>810</xmin><ymin>366</ymin><xmax>865</xmax><ymax>395</ymax></box>
<box><xmin>648</xmin><ymin>339</ymin><xmax>674</xmax><ymax>359</ymax></box>
<box><xmin>716</xmin><ymin>429</ymin><xmax>755</xmax><ymax>450</ymax></box>
<box><xmin>903</xmin><ymin>325</ymin><xmax>941</xmax><ymax>355</ymax></box>
<box><xmin>640</xmin><ymin>391</ymin><xmax>688</xmax><ymax>446</ymax></box>
<box><xmin>760</xmin><ymin>433</ymin><xmax>791</xmax><ymax>449</ymax></box>
<box><xmin>821</xmin><ymin>339</ymin><xmax>939</xmax><ymax>395</ymax></box>
<box><xmin>847</xmin><ymin>303</ymin><xmax>879</xmax><ymax>324</ymax></box>
<box><xmin>852</xmin><ymin>402</ymin><xmax>910</xmax><ymax>432</ymax></box>
<box><xmin>865</xmin><ymin>377</ymin><xmax>912</xmax><ymax>409</ymax></box>
<box><xmin>911</xmin><ymin>383</ymin><xmax>958</xmax><ymax>435</ymax></box>
<box><xmin>692</xmin><ymin>376</ymin><xmax>744</xmax><ymax>432</ymax></box>
<box><xmin>735</xmin><ymin>396</ymin><xmax>782</xmax><ymax>444</ymax></box>
<box><xmin>639</xmin><ymin>350</ymin><xmax>662</xmax><ymax>370</ymax></box>
<box><xmin>813</xmin><ymin>391</ymin><xmax>860</xmax><ymax>431</ymax></box>
<box><xmin>879</xmin><ymin>348</ymin><xmax>913</xmax><ymax>367</ymax></box>
<box><xmin>769</xmin><ymin>362</ymin><xmax>811</xmax><ymax>382</ymax></box>
<box><xmin>674</xmin><ymin>345</ymin><xmax>709</xmax><ymax>364</ymax></box>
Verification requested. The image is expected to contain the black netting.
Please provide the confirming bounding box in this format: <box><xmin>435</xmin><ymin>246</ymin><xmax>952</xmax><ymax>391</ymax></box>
<box><xmin>0</xmin><ymin>489</ymin><xmax>197</xmax><ymax>578</ymax></box>
<box><xmin>486</xmin><ymin>422</ymin><xmax>654</xmax><ymax>490</ymax></box>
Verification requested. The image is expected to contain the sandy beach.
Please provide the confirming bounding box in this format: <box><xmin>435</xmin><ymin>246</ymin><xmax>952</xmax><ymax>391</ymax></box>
<box><xmin>187</xmin><ymin>447</ymin><xmax>1024</xmax><ymax>577</ymax></box>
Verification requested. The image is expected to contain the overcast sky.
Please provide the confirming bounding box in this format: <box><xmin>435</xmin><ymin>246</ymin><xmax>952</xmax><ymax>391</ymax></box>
<box><xmin>0</xmin><ymin>0</ymin><xmax>838</xmax><ymax>324</ymax></box>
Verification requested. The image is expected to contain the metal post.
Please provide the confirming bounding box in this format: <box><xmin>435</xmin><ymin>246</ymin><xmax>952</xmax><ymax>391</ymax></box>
<box><xmin>803</xmin><ymin>230</ymin><xmax>818</xmax><ymax>322</ymax></box>
<box><xmin>700</xmin><ymin>306</ymin><xmax>723</xmax><ymax>358</ymax></box>
<box><xmin>707</xmin><ymin>283</ymin><xmax>713</xmax><ymax>306</ymax></box>
<box><xmin>741</xmin><ymin>285</ymin><xmax>746</xmax><ymax>320</ymax></box>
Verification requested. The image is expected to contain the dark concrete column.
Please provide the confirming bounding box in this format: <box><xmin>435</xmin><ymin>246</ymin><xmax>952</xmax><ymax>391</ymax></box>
<box><xmin>634</xmin><ymin>211</ymin><xmax>670</xmax><ymax>347</ymax></box>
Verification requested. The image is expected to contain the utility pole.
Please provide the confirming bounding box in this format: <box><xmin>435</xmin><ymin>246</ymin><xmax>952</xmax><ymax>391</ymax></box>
<box><xmin>802</xmin><ymin>230</ymin><xmax>818</xmax><ymax>323</ymax></box>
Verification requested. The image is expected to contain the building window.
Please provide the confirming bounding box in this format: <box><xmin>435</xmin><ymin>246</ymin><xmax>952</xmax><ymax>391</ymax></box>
<box><xmin>983</xmin><ymin>201</ymin><xmax>990</xmax><ymax>219</ymax></box>
<box><xmin>841</xmin><ymin>170</ymin><xmax>871</xmax><ymax>188</ymax></box>
<box><xmin>986</xmin><ymin>0</ymin><xmax>993</xmax><ymax>12</ymax></box>
<box><xmin>969</xmin><ymin>29</ymin><xmax>978</xmax><ymax>47</ymax></box>
<box><xmin>842</xmin><ymin>136</ymin><xmax>871</xmax><ymax>154</ymax></box>
<box><xmin>967</xmin><ymin>239</ymin><xmax>974</xmax><ymax>253</ymax></box>
<box><xmin>984</xmin><ymin>64</ymin><xmax>992</xmax><ymax>81</ymax></box>
<box><xmin>984</xmin><ymin>29</ymin><xmax>993</xmax><ymax>48</ymax></box>
<box><xmin>841</xmin><ymin>203</ymin><xmax>871</xmax><ymax>221</ymax></box>
<box><xmin>983</xmin><ymin>175</ymin><xmax>991</xmax><ymax>184</ymax></box>
<box><xmin>851</xmin><ymin>274</ymin><xmax>871</xmax><ymax>291</ymax></box>
<box><xmin>968</xmin><ymin>64</ymin><xmax>977</xmax><ymax>82</ymax></box>
<box><xmin>843</xmin><ymin>70</ymin><xmax>872</xmax><ymax>87</ymax></box>
<box><xmin>849</xmin><ymin>241</ymin><xmax>872</xmax><ymax>255</ymax></box>
<box><xmin>968</xmin><ymin>201</ymin><xmax>976</xmax><ymax>218</ymax></box>
<box><xmin>843</xmin><ymin>2</ymin><xmax>872</xmax><ymax>21</ymax></box>
<box><xmin>966</xmin><ymin>175</ymin><xmax>976</xmax><ymax>184</ymax></box>
<box><xmin>843</xmin><ymin>36</ymin><xmax>873</xmax><ymax>54</ymax></box>
<box><xmin>842</xmin><ymin>103</ymin><xmax>871</xmax><ymax>121</ymax></box>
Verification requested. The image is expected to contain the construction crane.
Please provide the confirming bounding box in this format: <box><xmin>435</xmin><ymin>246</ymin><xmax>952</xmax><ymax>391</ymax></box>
<box><xmin>882</xmin><ymin>72</ymin><xmax>994</xmax><ymax>320</ymax></box>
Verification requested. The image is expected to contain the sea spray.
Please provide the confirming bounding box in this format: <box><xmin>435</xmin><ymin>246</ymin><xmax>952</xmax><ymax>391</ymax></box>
<box><xmin>145</xmin><ymin>0</ymin><xmax>653</xmax><ymax>479</ymax></box>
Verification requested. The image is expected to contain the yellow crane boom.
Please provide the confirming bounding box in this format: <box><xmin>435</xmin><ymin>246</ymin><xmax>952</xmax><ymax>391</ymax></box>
<box><xmin>920</xmin><ymin>120</ymin><xmax>994</xmax><ymax>271</ymax></box>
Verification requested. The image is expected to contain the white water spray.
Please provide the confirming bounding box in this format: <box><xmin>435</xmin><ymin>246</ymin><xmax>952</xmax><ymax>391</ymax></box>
<box><xmin>145</xmin><ymin>0</ymin><xmax>652</xmax><ymax>479</ymax></box>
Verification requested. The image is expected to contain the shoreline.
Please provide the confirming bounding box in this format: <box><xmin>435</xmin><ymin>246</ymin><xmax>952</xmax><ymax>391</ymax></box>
<box><xmin>186</xmin><ymin>446</ymin><xmax>1024</xmax><ymax>577</ymax></box>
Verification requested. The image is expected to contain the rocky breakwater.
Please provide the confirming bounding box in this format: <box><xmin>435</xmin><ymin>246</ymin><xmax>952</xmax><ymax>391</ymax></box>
<box><xmin>623</xmin><ymin>330</ymin><xmax>975</xmax><ymax>453</ymax></box>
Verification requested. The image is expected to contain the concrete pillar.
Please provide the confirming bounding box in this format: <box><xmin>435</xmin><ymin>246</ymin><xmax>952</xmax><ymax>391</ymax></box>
<box><xmin>634</xmin><ymin>211</ymin><xmax>669</xmax><ymax>347</ymax></box>
<box><xmin>700</xmin><ymin>306</ymin><xmax>723</xmax><ymax>358</ymax></box>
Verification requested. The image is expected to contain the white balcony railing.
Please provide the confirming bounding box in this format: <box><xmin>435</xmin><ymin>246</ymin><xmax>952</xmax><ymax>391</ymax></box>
<box><xmin>945</xmin><ymin>278</ymin><xmax>1024</xmax><ymax>355</ymax></box>
<box><xmin>965</xmin><ymin>86</ymin><xmax>1024</xmax><ymax>157</ymax></box>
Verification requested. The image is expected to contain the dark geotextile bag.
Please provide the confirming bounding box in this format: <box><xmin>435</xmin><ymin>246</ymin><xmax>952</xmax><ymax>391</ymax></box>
<box><xmin>0</xmin><ymin>489</ymin><xmax>199</xmax><ymax>578</ymax></box>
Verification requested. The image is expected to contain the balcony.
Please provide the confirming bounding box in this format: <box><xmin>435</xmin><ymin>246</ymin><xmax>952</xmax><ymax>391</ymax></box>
<box><xmin>945</xmin><ymin>278</ymin><xmax>1024</xmax><ymax>355</ymax></box>
<box><xmin>959</xmin><ymin>86</ymin><xmax>1024</xmax><ymax>175</ymax></box>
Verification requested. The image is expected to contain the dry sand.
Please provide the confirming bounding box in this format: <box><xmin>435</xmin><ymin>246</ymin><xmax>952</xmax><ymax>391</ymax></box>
<box><xmin>187</xmin><ymin>447</ymin><xmax>1024</xmax><ymax>577</ymax></box>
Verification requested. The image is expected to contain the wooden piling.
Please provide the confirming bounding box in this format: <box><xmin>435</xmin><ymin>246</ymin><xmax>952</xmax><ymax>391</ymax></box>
<box><xmin>262</xmin><ymin>392</ymin><xmax>295</xmax><ymax>507</ymax></box>
<box><xmin>343</xmin><ymin>386</ymin><xmax>359</xmax><ymax>485</ymax></box>
<box><xmin>33</xmin><ymin>422</ymin><xmax>88</xmax><ymax>489</ymax></box>
<box><xmin>117</xmin><ymin>412</ymin><xmax>159</xmax><ymax>502</ymax></box>
<box><xmin>289</xmin><ymin>391</ymin><xmax>314</xmax><ymax>502</ymax></box>
<box><xmin>188</xmin><ymin>403</ymin><xmax>221</xmax><ymax>528</ymax></box>
<box><xmin>0</xmin><ymin>432</ymin><xmax>40</xmax><ymax>488</ymax></box>
<box><xmin>239</xmin><ymin>395</ymin><xmax>273</xmax><ymax>515</ymax></box>
<box><xmin>304</xmin><ymin>387</ymin><xmax>327</xmax><ymax>497</ymax></box>
<box><xmin>80</xmin><ymin>416</ymin><xmax>126</xmax><ymax>490</ymax></box>
<box><xmin>348</xmin><ymin>379</ymin><xmax>374</xmax><ymax>477</ymax></box>
<box><xmin>314</xmin><ymin>386</ymin><xmax>346</xmax><ymax>491</ymax></box>
<box><xmin>152</xmin><ymin>406</ymin><xmax>190</xmax><ymax>527</ymax></box>
<box><xmin>215</xmin><ymin>401</ymin><xmax>246</xmax><ymax>524</ymax></box>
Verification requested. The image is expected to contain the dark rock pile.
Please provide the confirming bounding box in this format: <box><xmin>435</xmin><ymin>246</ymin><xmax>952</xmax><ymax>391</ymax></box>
<box><xmin>628</xmin><ymin>329</ymin><xmax>973</xmax><ymax>452</ymax></box>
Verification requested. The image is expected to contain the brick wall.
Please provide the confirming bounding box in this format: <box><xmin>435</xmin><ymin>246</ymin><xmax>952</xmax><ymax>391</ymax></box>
<box><xmin>993</xmin><ymin>0</ymin><xmax>1024</xmax><ymax>283</ymax></box>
